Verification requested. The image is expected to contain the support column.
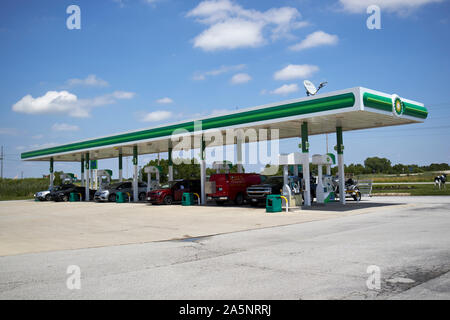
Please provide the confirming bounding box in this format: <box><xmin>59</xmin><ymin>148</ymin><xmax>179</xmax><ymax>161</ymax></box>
<box><xmin>168</xmin><ymin>143</ymin><xmax>173</xmax><ymax>182</ymax></box>
<box><xmin>200</xmin><ymin>136</ymin><xmax>206</xmax><ymax>205</ymax></box>
<box><xmin>85</xmin><ymin>153</ymin><xmax>90</xmax><ymax>201</ymax></box>
<box><xmin>132</xmin><ymin>145</ymin><xmax>138</xmax><ymax>202</ymax></box>
<box><xmin>236</xmin><ymin>137</ymin><xmax>243</xmax><ymax>173</ymax></box>
<box><xmin>118</xmin><ymin>149</ymin><xmax>123</xmax><ymax>182</ymax></box>
<box><xmin>336</xmin><ymin>127</ymin><xmax>345</xmax><ymax>204</ymax></box>
<box><xmin>301</xmin><ymin>122</ymin><xmax>311</xmax><ymax>206</ymax></box>
<box><xmin>49</xmin><ymin>158</ymin><xmax>54</xmax><ymax>189</ymax></box>
<box><xmin>80</xmin><ymin>156</ymin><xmax>85</xmax><ymax>187</ymax></box>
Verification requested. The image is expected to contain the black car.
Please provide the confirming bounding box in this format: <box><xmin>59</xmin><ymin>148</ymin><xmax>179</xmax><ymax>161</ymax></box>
<box><xmin>246</xmin><ymin>175</ymin><xmax>315</xmax><ymax>206</ymax></box>
<box><xmin>50</xmin><ymin>183</ymin><xmax>96</xmax><ymax>201</ymax></box>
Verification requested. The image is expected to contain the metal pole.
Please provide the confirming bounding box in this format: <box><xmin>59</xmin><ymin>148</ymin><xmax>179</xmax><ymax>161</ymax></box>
<box><xmin>81</xmin><ymin>156</ymin><xmax>85</xmax><ymax>187</ymax></box>
<box><xmin>200</xmin><ymin>136</ymin><xmax>206</xmax><ymax>205</ymax></box>
<box><xmin>301</xmin><ymin>122</ymin><xmax>311</xmax><ymax>206</ymax></box>
<box><xmin>133</xmin><ymin>146</ymin><xmax>138</xmax><ymax>202</ymax></box>
<box><xmin>49</xmin><ymin>157</ymin><xmax>54</xmax><ymax>189</ymax></box>
<box><xmin>168</xmin><ymin>143</ymin><xmax>173</xmax><ymax>182</ymax></box>
<box><xmin>336</xmin><ymin>127</ymin><xmax>346</xmax><ymax>205</ymax></box>
<box><xmin>85</xmin><ymin>153</ymin><xmax>90</xmax><ymax>201</ymax></box>
<box><xmin>118</xmin><ymin>149</ymin><xmax>123</xmax><ymax>182</ymax></box>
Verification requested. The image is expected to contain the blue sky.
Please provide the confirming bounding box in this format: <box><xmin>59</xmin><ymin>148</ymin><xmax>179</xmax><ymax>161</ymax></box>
<box><xmin>1</xmin><ymin>0</ymin><xmax>449</xmax><ymax>179</ymax></box>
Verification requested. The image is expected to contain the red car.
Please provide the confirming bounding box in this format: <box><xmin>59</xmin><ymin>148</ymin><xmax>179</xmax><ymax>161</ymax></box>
<box><xmin>147</xmin><ymin>180</ymin><xmax>201</xmax><ymax>205</ymax></box>
<box><xmin>207</xmin><ymin>173</ymin><xmax>261</xmax><ymax>205</ymax></box>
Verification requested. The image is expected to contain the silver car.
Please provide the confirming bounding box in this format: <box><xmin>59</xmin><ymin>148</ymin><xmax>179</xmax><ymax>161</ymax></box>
<box><xmin>94</xmin><ymin>181</ymin><xmax>148</xmax><ymax>202</ymax></box>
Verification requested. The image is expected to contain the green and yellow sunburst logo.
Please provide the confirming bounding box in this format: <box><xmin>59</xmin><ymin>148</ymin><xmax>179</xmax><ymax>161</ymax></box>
<box><xmin>392</xmin><ymin>94</ymin><xmax>404</xmax><ymax>116</ymax></box>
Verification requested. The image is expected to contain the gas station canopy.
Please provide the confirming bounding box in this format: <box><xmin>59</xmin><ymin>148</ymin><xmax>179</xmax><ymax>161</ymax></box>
<box><xmin>21</xmin><ymin>87</ymin><xmax>427</xmax><ymax>162</ymax></box>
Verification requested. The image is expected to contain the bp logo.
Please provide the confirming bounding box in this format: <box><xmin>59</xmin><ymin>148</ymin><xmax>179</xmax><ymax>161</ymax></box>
<box><xmin>392</xmin><ymin>94</ymin><xmax>404</xmax><ymax>116</ymax></box>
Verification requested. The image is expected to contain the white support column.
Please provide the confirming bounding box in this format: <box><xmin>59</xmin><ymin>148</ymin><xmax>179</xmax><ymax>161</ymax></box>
<box><xmin>168</xmin><ymin>143</ymin><xmax>173</xmax><ymax>182</ymax></box>
<box><xmin>80</xmin><ymin>157</ymin><xmax>85</xmax><ymax>187</ymax></box>
<box><xmin>85</xmin><ymin>154</ymin><xmax>90</xmax><ymax>201</ymax></box>
<box><xmin>236</xmin><ymin>137</ymin><xmax>243</xmax><ymax>173</ymax></box>
<box><xmin>301</xmin><ymin>122</ymin><xmax>311</xmax><ymax>206</ymax></box>
<box><xmin>338</xmin><ymin>154</ymin><xmax>345</xmax><ymax>204</ymax></box>
<box><xmin>49</xmin><ymin>158</ymin><xmax>54</xmax><ymax>190</ymax></box>
<box><xmin>326</xmin><ymin>165</ymin><xmax>331</xmax><ymax>176</ymax></box>
<box><xmin>200</xmin><ymin>137</ymin><xmax>206</xmax><ymax>205</ymax></box>
<box><xmin>283</xmin><ymin>165</ymin><xmax>288</xmax><ymax>186</ymax></box>
<box><xmin>336</xmin><ymin>127</ymin><xmax>345</xmax><ymax>205</ymax></box>
<box><xmin>118</xmin><ymin>149</ymin><xmax>123</xmax><ymax>182</ymax></box>
<box><xmin>132</xmin><ymin>146</ymin><xmax>138</xmax><ymax>202</ymax></box>
<box><xmin>316</xmin><ymin>165</ymin><xmax>324</xmax><ymax>203</ymax></box>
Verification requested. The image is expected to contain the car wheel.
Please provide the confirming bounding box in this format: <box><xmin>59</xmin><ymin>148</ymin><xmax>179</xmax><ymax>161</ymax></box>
<box><xmin>108</xmin><ymin>193</ymin><xmax>116</xmax><ymax>202</ymax></box>
<box><xmin>45</xmin><ymin>194</ymin><xmax>51</xmax><ymax>201</ymax></box>
<box><xmin>353</xmin><ymin>192</ymin><xmax>361</xmax><ymax>202</ymax></box>
<box><xmin>138</xmin><ymin>192</ymin><xmax>146</xmax><ymax>201</ymax></box>
<box><xmin>163</xmin><ymin>195</ymin><xmax>173</xmax><ymax>205</ymax></box>
<box><xmin>234</xmin><ymin>193</ymin><xmax>244</xmax><ymax>205</ymax></box>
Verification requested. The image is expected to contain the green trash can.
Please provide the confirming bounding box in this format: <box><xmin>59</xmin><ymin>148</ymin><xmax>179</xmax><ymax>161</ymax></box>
<box><xmin>116</xmin><ymin>191</ymin><xmax>126</xmax><ymax>203</ymax></box>
<box><xmin>182</xmin><ymin>193</ymin><xmax>194</xmax><ymax>206</ymax></box>
<box><xmin>69</xmin><ymin>192</ymin><xmax>80</xmax><ymax>202</ymax></box>
<box><xmin>266</xmin><ymin>194</ymin><xmax>282</xmax><ymax>213</ymax></box>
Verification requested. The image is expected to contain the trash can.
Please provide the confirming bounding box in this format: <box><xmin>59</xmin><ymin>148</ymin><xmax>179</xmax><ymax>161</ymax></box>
<box><xmin>266</xmin><ymin>195</ymin><xmax>282</xmax><ymax>213</ymax></box>
<box><xmin>116</xmin><ymin>191</ymin><xmax>126</xmax><ymax>203</ymax></box>
<box><xmin>69</xmin><ymin>192</ymin><xmax>79</xmax><ymax>202</ymax></box>
<box><xmin>182</xmin><ymin>193</ymin><xmax>194</xmax><ymax>206</ymax></box>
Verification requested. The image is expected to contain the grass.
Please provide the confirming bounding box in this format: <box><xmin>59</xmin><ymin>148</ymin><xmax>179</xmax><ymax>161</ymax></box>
<box><xmin>356</xmin><ymin>172</ymin><xmax>439</xmax><ymax>183</ymax></box>
<box><xmin>372</xmin><ymin>184</ymin><xmax>450</xmax><ymax>196</ymax></box>
<box><xmin>0</xmin><ymin>178</ymin><xmax>49</xmax><ymax>201</ymax></box>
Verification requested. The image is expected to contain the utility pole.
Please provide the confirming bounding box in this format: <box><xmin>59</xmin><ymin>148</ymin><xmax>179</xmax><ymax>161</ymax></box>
<box><xmin>1</xmin><ymin>146</ymin><xmax>3</xmax><ymax>179</ymax></box>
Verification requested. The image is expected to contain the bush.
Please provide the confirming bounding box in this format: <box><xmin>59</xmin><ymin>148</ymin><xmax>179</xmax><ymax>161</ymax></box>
<box><xmin>0</xmin><ymin>178</ymin><xmax>49</xmax><ymax>200</ymax></box>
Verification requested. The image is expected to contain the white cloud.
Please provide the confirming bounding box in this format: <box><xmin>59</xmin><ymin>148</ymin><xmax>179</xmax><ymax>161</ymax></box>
<box><xmin>66</xmin><ymin>74</ymin><xmax>109</xmax><ymax>87</ymax></box>
<box><xmin>339</xmin><ymin>0</ymin><xmax>442</xmax><ymax>14</ymax></box>
<box><xmin>274</xmin><ymin>64</ymin><xmax>319</xmax><ymax>81</ymax></box>
<box><xmin>52</xmin><ymin>123</ymin><xmax>79</xmax><ymax>132</ymax></box>
<box><xmin>230</xmin><ymin>73</ymin><xmax>251</xmax><ymax>84</ymax></box>
<box><xmin>187</xmin><ymin>0</ymin><xmax>306</xmax><ymax>51</ymax></box>
<box><xmin>12</xmin><ymin>90</ymin><xmax>135</xmax><ymax>118</ymax></box>
<box><xmin>270</xmin><ymin>84</ymin><xmax>299</xmax><ymax>95</ymax></box>
<box><xmin>156</xmin><ymin>97</ymin><xmax>174</xmax><ymax>104</ymax></box>
<box><xmin>289</xmin><ymin>31</ymin><xmax>338</xmax><ymax>51</ymax></box>
<box><xmin>142</xmin><ymin>111</ymin><xmax>173</xmax><ymax>122</ymax></box>
<box><xmin>193</xmin><ymin>64</ymin><xmax>245</xmax><ymax>80</ymax></box>
<box><xmin>193</xmin><ymin>19</ymin><xmax>265</xmax><ymax>51</ymax></box>
<box><xmin>0</xmin><ymin>128</ymin><xmax>20</xmax><ymax>136</ymax></box>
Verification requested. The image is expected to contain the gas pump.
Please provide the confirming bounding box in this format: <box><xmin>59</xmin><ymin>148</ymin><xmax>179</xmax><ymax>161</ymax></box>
<box><xmin>96</xmin><ymin>170</ymin><xmax>112</xmax><ymax>191</ymax></box>
<box><xmin>144</xmin><ymin>166</ymin><xmax>161</xmax><ymax>192</ymax></box>
<box><xmin>312</xmin><ymin>153</ymin><xmax>336</xmax><ymax>204</ymax></box>
<box><xmin>279</xmin><ymin>152</ymin><xmax>309</xmax><ymax>208</ymax></box>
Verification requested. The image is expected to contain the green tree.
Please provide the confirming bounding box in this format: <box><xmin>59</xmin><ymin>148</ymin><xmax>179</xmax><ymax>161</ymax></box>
<box><xmin>364</xmin><ymin>157</ymin><xmax>392</xmax><ymax>174</ymax></box>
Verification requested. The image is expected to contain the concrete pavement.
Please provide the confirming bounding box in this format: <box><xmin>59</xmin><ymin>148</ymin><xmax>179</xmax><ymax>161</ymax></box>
<box><xmin>0</xmin><ymin>196</ymin><xmax>449</xmax><ymax>299</ymax></box>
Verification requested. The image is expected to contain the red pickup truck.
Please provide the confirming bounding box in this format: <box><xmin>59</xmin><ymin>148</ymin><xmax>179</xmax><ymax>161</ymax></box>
<box><xmin>207</xmin><ymin>173</ymin><xmax>261</xmax><ymax>205</ymax></box>
<box><xmin>147</xmin><ymin>180</ymin><xmax>201</xmax><ymax>205</ymax></box>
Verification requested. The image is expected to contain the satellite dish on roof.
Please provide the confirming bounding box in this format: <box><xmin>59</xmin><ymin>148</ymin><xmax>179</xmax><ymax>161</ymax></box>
<box><xmin>303</xmin><ymin>80</ymin><xmax>328</xmax><ymax>96</ymax></box>
<box><xmin>303</xmin><ymin>80</ymin><xmax>317</xmax><ymax>96</ymax></box>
